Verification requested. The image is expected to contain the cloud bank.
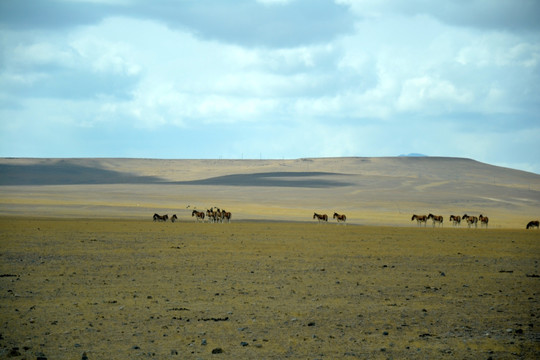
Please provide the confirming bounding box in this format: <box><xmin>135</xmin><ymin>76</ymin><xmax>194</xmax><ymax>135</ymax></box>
<box><xmin>0</xmin><ymin>0</ymin><xmax>539</xmax><ymax>173</ymax></box>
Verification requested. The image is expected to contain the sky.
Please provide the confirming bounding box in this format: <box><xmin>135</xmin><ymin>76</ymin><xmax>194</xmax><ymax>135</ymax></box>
<box><xmin>1</xmin><ymin>0</ymin><xmax>539</xmax><ymax>173</ymax></box>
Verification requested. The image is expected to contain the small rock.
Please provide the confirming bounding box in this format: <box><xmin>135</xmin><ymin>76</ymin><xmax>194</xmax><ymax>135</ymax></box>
<box><xmin>383</xmin><ymin>331</ymin><xmax>389</xmax><ymax>336</ymax></box>
<box><xmin>201</xmin><ymin>339</ymin><xmax>207</xmax><ymax>346</ymax></box>
<box><xmin>307</xmin><ymin>322</ymin><xmax>316</xmax><ymax>327</ymax></box>
<box><xmin>211</xmin><ymin>347</ymin><xmax>223</xmax><ymax>354</ymax></box>
<box><xmin>240</xmin><ymin>341</ymin><xmax>249</xmax><ymax>347</ymax></box>
<box><xmin>81</xmin><ymin>352</ymin><xmax>88</xmax><ymax>360</ymax></box>
<box><xmin>7</xmin><ymin>348</ymin><xmax>21</xmax><ymax>357</ymax></box>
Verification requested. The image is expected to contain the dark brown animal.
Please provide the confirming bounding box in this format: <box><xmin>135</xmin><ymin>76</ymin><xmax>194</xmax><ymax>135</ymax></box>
<box><xmin>526</xmin><ymin>220</ymin><xmax>539</xmax><ymax>229</ymax></box>
<box><xmin>449</xmin><ymin>215</ymin><xmax>461</xmax><ymax>227</ymax></box>
<box><xmin>333</xmin><ymin>212</ymin><xmax>347</xmax><ymax>224</ymax></box>
<box><xmin>221</xmin><ymin>210</ymin><xmax>232</xmax><ymax>223</ymax></box>
<box><xmin>313</xmin><ymin>212</ymin><xmax>328</xmax><ymax>223</ymax></box>
<box><xmin>192</xmin><ymin>210</ymin><xmax>205</xmax><ymax>222</ymax></box>
<box><xmin>479</xmin><ymin>214</ymin><xmax>489</xmax><ymax>228</ymax></box>
<box><xmin>427</xmin><ymin>213</ymin><xmax>443</xmax><ymax>227</ymax></box>
<box><xmin>411</xmin><ymin>214</ymin><xmax>427</xmax><ymax>226</ymax></box>
<box><xmin>462</xmin><ymin>214</ymin><xmax>478</xmax><ymax>228</ymax></box>
<box><xmin>153</xmin><ymin>213</ymin><xmax>168</xmax><ymax>222</ymax></box>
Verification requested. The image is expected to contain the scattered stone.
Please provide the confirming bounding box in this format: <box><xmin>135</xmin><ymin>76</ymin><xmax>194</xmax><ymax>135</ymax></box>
<box><xmin>81</xmin><ymin>352</ymin><xmax>89</xmax><ymax>360</ymax></box>
<box><xmin>200</xmin><ymin>317</ymin><xmax>229</xmax><ymax>322</ymax></box>
<box><xmin>307</xmin><ymin>322</ymin><xmax>316</xmax><ymax>327</ymax></box>
<box><xmin>7</xmin><ymin>347</ymin><xmax>21</xmax><ymax>357</ymax></box>
<box><xmin>211</xmin><ymin>347</ymin><xmax>223</xmax><ymax>354</ymax></box>
<box><xmin>240</xmin><ymin>341</ymin><xmax>249</xmax><ymax>347</ymax></box>
<box><xmin>171</xmin><ymin>350</ymin><xmax>178</xmax><ymax>355</ymax></box>
<box><xmin>201</xmin><ymin>339</ymin><xmax>207</xmax><ymax>346</ymax></box>
<box><xmin>383</xmin><ymin>331</ymin><xmax>389</xmax><ymax>336</ymax></box>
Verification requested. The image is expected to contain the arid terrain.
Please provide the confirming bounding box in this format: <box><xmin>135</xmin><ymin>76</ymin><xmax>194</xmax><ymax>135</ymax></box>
<box><xmin>0</xmin><ymin>157</ymin><xmax>539</xmax><ymax>359</ymax></box>
<box><xmin>0</xmin><ymin>218</ymin><xmax>539</xmax><ymax>359</ymax></box>
<box><xmin>0</xmin><ymin>157</ymin><xmax>539</xmax><ymax>227</ymax></box>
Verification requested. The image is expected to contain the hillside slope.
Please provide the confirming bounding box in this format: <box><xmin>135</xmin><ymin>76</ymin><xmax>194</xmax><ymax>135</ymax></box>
<box><xmin>0</xmin><ymin>157</ymin><xmax>538</xmax><ymax>227</ymax></box>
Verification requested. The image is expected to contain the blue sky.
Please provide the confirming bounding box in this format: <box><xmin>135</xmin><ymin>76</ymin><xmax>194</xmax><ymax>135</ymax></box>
<box><xmin>1</xmin><ymin>0</ymin><xmax>539</xmax><ymax>173</ymax></box>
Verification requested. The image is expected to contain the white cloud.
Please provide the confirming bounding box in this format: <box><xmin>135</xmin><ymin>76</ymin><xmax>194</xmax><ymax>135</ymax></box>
<box><xmin>397</xmin><ymin>76</ymin><xmax>473</xmax><ymax>112</ymax></box>
<box><xmin>0</xmin><ymin>1</ymin><xmax>539</xmax><ymax>173</ymax></box>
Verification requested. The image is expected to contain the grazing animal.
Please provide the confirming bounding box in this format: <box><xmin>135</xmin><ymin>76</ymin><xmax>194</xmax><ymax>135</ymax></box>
<box><xmin>192</xmin><ymin>210</ymin><xmax>205</xmax><ymax>222</ymax></box>
<box><xmin>526</xmin><ymin>220</ymin><xmax>539</xmax><ymax>229</ymax></box>
<box><xmin>206</xmin><ymin>208</ymin><xmax>217</xmax><ymax>223</ymax></box>
<box><xmin>153</xmin><ymin>213</ymin><xmax>168</xmax><ymax>222</ymax></box>
<box><xmin>427</xmin><ymin>213</ymin><xmax>443</xmax><ymax>227</ymax></box>
<box><xmin>171</xmin><ymin>214</ymin><xmax>178</xmax><ymax>223</ymax></box>
<box><xmin>479</xmin><ymin>214</ymin><xmax>489</xmax><ymax>228</ymax></box>
<box><xmin>313</xmin><ymin>212</ymin><xmax>328</xmax><ymax>223</ymax></box>
<box><xmin>462</xmin><ymin>214</ymin><xmax>478</xmax><ymax>228</ymax></box>
<box><xmin>449</xmin><ymin>215</ymin><xmax>461</xmax><ymax>227</ymax></box>
<box><xmin>221</xmin><ymin>210</ymin><xmax>232</xmax><ymax>223</ymax></box>
<box><xmin>411</xmin><ymin>214</ymin><xmax>427</xmax><ymax>226</ymax></box>
<box><xmin>333</xmin><ymin>212</ymin><xmax>347</xmax><ymax>224</ymax></box>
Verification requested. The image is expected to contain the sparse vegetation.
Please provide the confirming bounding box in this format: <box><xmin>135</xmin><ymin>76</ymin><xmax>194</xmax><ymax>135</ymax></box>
<box><xmin>1</xmin><ymin>218</ymin><xmax>539</xmax><ymax>359</ymax></box>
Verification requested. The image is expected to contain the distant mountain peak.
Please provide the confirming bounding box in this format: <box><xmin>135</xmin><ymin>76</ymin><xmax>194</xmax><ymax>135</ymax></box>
<box><xmin>398</xmin><ymin>153</ymin><xmax>428</xmax><ymax>157</ymax></box>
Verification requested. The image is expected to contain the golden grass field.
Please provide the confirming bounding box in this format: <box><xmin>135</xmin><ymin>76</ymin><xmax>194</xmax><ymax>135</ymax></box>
<box><xmin>0</xmin><ymin>157</ymin><xmax>539</xmax><ymax>227</ymax></box>
<box><xmin>0</xmin><ymin>218</ymin><xmax>539</xmax><ymax>359</ymax></box>
<box><xmin>0</xmin><ymin>157</ymin><xmax>539</xmax><ymax>359</ymax></box>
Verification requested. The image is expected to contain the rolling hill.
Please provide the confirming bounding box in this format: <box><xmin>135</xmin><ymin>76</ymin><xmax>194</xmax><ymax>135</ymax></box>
<box><xmin>0</xmin><ymin>157</ymin><xmax>538</xmax><ymax>227</ymax></box>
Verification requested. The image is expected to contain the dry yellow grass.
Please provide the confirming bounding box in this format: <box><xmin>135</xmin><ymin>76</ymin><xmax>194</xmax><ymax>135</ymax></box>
<box><xmin>1</xmin><ymin>157</ymin><xmax>538</xmax><ymax>228</ymax></box>
<box><xmin>1</xmin><ymin>218</ymin><xmax>539</xmax><ymax>359</ymax></box>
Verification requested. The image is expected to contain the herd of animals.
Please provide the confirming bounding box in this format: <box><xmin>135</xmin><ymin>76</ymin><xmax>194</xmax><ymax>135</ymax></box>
<box><xmin>411</xmin><ymin>213</ymin><xmax>539</xmax><ymax>229</ymax></box>
<box><xmin>153</xmin><ymin>207</ymin><xmax>231</xmax><ymax>223</ymax></box>
<box><xmin>411</xmin><ymin>213</ymin><xmax>490</xmax><ymax>228</ymax></box>
<box><xmin>152</xmin><ymin>209</ymin><xmax>539</xmax><ymax>229</ymax></box>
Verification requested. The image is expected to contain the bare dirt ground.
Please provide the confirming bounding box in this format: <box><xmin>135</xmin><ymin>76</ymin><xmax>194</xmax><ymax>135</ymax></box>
<box><xmin>1</xmin><ymin>218</ymin><xmax>539</xmax><ymax>359</ymax></box>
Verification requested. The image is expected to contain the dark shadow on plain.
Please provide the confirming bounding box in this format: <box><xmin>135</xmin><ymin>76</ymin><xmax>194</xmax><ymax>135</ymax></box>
<box><xmin>0</xmin><ymin>163</ymin><xmax>352</xmax><ymax>188</ymax></box>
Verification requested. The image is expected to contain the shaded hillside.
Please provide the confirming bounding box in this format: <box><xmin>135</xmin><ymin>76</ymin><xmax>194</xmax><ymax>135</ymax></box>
<box><xmin>0</xmin><ymin>161</ymin><xmax>164</xmax><ymax>185</ymax></box>
<box><xmin>0</xmin><ymin>157</ymin><xmax>538</xmax><ymax>226</ymax></box>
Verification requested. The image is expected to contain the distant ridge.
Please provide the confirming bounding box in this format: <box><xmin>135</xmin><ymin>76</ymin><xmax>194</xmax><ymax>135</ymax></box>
<box><xmin>0</xmin><ymin>156</ymin><xmax>538</xmax><ymax>226</ymax></box>
<box><xmin>398</xmin><ymin>153</ymin><xmax>427</xmax><ymax>157</ymax></box>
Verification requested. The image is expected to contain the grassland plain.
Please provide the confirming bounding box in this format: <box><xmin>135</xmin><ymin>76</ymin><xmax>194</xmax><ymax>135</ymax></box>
<box><xmin>0</xmin><ymin>218</ymin><xmax>539</xmax><ymax>359</ymax></box>
<box><xmin>1</xmin><ymin>157</ymin><xmax>539</xmax><ymax>227</ymax></box>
